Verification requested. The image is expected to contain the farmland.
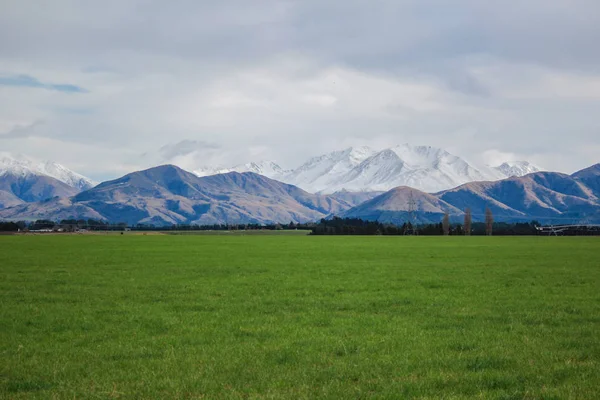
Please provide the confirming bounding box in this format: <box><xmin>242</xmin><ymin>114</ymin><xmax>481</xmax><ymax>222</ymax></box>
<box><xmin>1</xmin><ymin>236</ymin><xmax>599</xmax><ymax>399</ymax></box>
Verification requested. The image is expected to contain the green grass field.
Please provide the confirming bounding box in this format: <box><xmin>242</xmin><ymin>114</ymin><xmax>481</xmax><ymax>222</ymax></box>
<box><xmin>1</xmin><ymin>236</ymin><xmax>599</xmax><ymax>399</ymax></box>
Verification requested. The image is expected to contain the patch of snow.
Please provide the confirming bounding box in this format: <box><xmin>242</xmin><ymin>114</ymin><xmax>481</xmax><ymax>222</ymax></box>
<box><xmin>0</xmin><ymin>152</ymin><xmax>96</xmax><ymax>190</ymax></box>
<box><xmin>493</xmin><ymin>161</ymin><xmax>541</xmax><ymax>177</ymax></box>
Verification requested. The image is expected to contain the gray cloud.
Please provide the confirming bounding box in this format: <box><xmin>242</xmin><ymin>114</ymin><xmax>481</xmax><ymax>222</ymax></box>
<box><xmin>0</xmin><ymin>0</ymin><xmax>598</xmax><ymax>179</ymax></box>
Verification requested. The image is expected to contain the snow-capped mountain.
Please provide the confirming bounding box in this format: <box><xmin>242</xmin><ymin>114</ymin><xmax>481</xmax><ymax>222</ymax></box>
<box><xmin>177</xmin><ymin>144</ymin><xmax>544</xmax><ymax>194</ymax></box>
<box><xmin>275</xmin><ymin>144</ymin><xmax>510</xmax><ymax>194</ymax></box>
<box><xmin>0</xmin><ymin>153</ymin><xmax>96</xmax><ymax>191</ymax></box>
<box><xmin>302</xmin><ymin>144</ymin><xmax>502</xmax><ymax>194</ymax></box>
<box><xmin>194</xmin><ymin>161</ymin><xmax>288</xmax><ymax>179</ymax></box>
<box><xmin>493</xmin><ymin>161</ymin><xmax>541</xmax><ymax>178</ymax></box>
<box><xmin>193</xmin><ymin>166</ymin><xmax>226</xmax><ymax>177</ymax></box>
<box><xmin>230</xmin><ymin>161</ymin><xmax>289</xmax><ymax>178</ymax></box>
<box><xmin>281</xmin><ymin>146</ymin><xmax>376</xmax><ymax>192</ymax></box>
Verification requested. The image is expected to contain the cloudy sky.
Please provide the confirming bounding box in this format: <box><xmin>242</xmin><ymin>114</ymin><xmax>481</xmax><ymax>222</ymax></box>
<box><xmin>1</xmin><ymin>0</ymin><xmax>599</xmax><ymax>181</ymax></box>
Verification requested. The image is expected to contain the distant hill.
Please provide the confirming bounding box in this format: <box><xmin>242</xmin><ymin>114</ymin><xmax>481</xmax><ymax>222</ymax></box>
<box><xmin>342</xmin><ymin>187</ymin><xmax>460</xmax><ymax>225</ymax></box>
<box><xmin>0</xmin><ymin>165</ymin><xmax>348</xmax><ymax>225</ymax></box>
<box><xmin>328</xmin><ymin>190</ymin><xmax>384</xmax><ymax>208</ymax></box>
<box><xmin>340</xmin><ymin>165</ymin><xmax>600</xmax><ymax>224</ymax></box>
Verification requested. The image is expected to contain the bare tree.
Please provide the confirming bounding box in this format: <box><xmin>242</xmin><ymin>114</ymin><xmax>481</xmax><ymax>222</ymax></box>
<box><xmin>442</xmin><ymin>212</ymin><xmax>450</xmax><ymax>236</ymax></box>
<box><xmin>464</xmin><ymin>207</ymin><xmax>472</xmax><ymax>236</ymax></box>
<box><xmin>485</xmin><ymin>207</ymin><xmax>494</xmax><ymax>236</ymax></box>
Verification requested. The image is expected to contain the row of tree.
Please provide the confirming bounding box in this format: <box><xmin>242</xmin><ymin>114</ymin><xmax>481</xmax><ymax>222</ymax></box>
<box><xmin>310</xmin><ymin>216</ymin><xmax>544</xmax><ymax>236</ymax></box>
<box><xmin>0</xmin><ymin>219</ymin><xmax>318</xmax><ymax>232</ymax></box>
<box><xmin>0</xmin><ymin>219</ymin><xmax>128</xmax><ymax>232</ymax></box>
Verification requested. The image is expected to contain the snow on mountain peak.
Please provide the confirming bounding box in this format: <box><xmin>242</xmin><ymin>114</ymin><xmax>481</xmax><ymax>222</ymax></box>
<box><xmin>192</xmin><ymin>166</ymin><xmax>224</xmax><ymax>177</ymax></box>
<box><xmin>281</xmin><ymin>146</ymin><xmax>377</xmax><ymax>192</ymax></box>
<box><xmin>0</xmin><ymin>153</ymin><xmax>95</xmax><ymax>191</ymax></box>
<box><xmin>493</xmin><ymin>161</ymin><xmax>541</xmax><ymax>177</ymax></box>
<box><xmin>346</xmin><ymin>146</ymin><xmax>376</xmax><ymax>164</ymax></box>
<box><xmin>193</xmin><ymin>160</ymin><xmax>287</xmax><ymax>179</ymax></box>
<box><xmin>310</xmin><ymin>144</ymin><xmax>497</xmax><ymax>194</ymax></box>
<box><xmin>390</xmin><ymin>144</ymin><xmax>451</xmax><ymax>166</ymax></box>
<box><xmin>37</xmin><ymin>161</ymin><xmax>96</xmax><ymax>191</ymax></box>
<box><xmin>174</xmin><ymin>144</ymin><xmax>543</xmax><ymax>194</ymax></box>
<box><xmin>237</xmin><ymin>161</ymin><xmax>287</xmax><ymax>177</ymax></box>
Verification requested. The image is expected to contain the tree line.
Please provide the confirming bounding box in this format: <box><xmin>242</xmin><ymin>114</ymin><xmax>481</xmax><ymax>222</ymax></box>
<box><xmin>2</xmin><ymin>208</ymin><xmax>597</xmax><ymax>235</ymax></box>
<box><xmin>309</xmin><ymin>217</ymin><xmax>544</xmax><ymax>236</ymax></box>
<box><xmin>0</xmin><ymin>219</ymin><xmax>127</xmax><ymax>232</ymax></box>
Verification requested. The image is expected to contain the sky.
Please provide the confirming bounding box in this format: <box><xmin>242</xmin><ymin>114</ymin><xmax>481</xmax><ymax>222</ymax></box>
<box><xmin>1</xmin><ymin>0</ymin><xmax>599</xmax><ymax>181</ymax></box>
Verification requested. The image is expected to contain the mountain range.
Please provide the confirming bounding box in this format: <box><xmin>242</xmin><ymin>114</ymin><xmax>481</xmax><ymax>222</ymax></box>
<box><xmin>0</xmin><ymin>145</ymin><xmax>539</xmax><ymax>208</ymax></box>
<box><xmin>0</xmin><ymin>144</ymin><xmax>540</xmax><ymax>210</ymax></box>
<box><xmin>342</xmin><ymin>164</ymin><xmax>600</xmax><ymax>225</ymax></box>
<box><xmin>0</xmin><ymin>162</ymin><xmax>597</xmax><ymax>226</ymax></box>
<box><xmin>189</xmin><ymin>145</ymin><xmax>541</xmax><ymax>194</ymax></box>
<box><xmin>0</xmin><ymin>146</ymin><xmax>596</xmax><ymax>226</ymax></box>
<box><xmin>0</xmin><ymin>165</ymin><xmax>352</xmax><ymax>225</ymax></box>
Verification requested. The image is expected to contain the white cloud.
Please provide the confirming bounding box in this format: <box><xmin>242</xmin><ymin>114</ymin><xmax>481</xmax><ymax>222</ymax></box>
<box><xmin>0</xmin><ymin>0</ymin><xmax>598</xmax><ymax>179</ymax></box>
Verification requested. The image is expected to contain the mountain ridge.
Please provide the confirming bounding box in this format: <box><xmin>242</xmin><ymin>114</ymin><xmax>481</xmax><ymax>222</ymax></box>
<box><xmin>0</xmin><ymin>164</ymin><xmax>348</xmax><ymax>226</ymax></box>
<box><xmin>1</xmin><ymin>163</ymin><xmax>597</xmax><ymax>226</ymax></box>
<box><xmin>340</xmin><ymin>165</ymin><xmax>600</xmax><ymax>224</ymax></box>
<box><xmin>181</xmin><ymin>144</ymin><xmax>543</xmax><ymax>194</ymax></box>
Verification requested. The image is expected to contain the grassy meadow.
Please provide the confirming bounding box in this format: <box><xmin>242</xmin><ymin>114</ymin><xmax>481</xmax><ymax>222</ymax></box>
<box><xmin>1</xmin><ymin>235</ymin><xmax>599</xmax><ymax>399</ymax></box>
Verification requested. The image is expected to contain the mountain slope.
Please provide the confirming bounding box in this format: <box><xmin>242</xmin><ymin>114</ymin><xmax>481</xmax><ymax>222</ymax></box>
<box><xmin>1</xmin><ymin>165</ymin><xmax>349</xmax><ymax>225</ymax></box>
<box><xmin>35</xmin><ymin>161</ymin><xmax>95</xmax><ymax>191</ymax></box>
<box><xmin>341</xmin><ymin>168</ymin><xmax>600</xmax><ymax>224</ymax></box>
<box><xmin>437</xmin><ymin>171</ymin><xmax>598</xmax><ymax>222</ymax></box>
<box><xmin>571</xmin><ymin>163</ymin><xmax>600</xmax><ymax>197</ymax></box>
<box><xmin>0</xmin><ymin>190</ymin><xmax>25</xmax><ymax>209</ymax></box>
<box><xmin>281</xmin><ymin>146</ymin><xmax>376</xmax><ymax>192</ymax></box>
<box><xmin>0</xmin><ymin>171</ymin><xmax>79</xmax><ymax>204</ymax></box>
<box><xmin>232</xmin><ymin>161</ymin><xmax>288</xmax><ymax>178</ymax></box>
<box><xmin>341</xmin><ymin>187</ymin><xmax>460</xmax><ymax>224</ymax></box>
<box><xmin>0</xmin><ymin>197</ymin><xmax>104</xmax><ymax>222</ymax></box>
